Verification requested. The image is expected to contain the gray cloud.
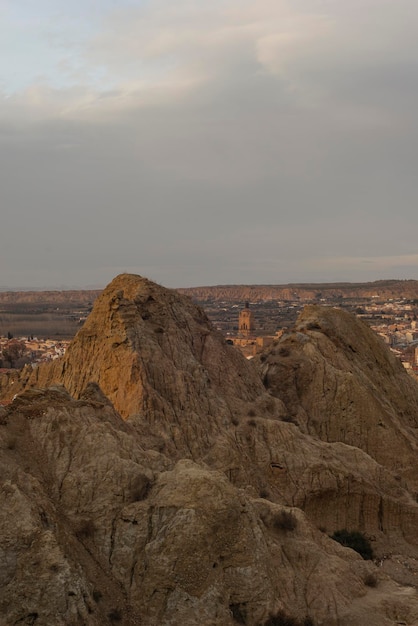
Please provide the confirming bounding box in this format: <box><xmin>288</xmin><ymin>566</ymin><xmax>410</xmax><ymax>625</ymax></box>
<box><xmin>1</xmin><ymin>0</ymin><xmax>418</xmax><ymax>287</ymax></box>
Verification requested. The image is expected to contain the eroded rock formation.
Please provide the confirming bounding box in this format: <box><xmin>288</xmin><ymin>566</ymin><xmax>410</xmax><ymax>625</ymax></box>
<box><xmin>257</xmin><ymin>305</ymin><xmax>418</xmax><ymax>490</ymax></box>
<box><xmin>1</xmin><ymin>274</ymin><xmax>418</xmax><ymax>625</ymax></box>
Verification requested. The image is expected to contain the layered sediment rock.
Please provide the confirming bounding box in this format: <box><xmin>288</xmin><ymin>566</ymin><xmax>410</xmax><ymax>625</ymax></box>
<box><xmin>257</xmin><ymin>305</ymin><xmax>418</xmax><ymax>490</ymax></box>
<box><xmin>1</xmin><ymin>275</ymin><xmax>418</xmax><ymax>625</ymax></box>
<box><xmin>6</xmin><ymin>274</ymin><xmax>269</xmax><ymax>458</ymax></box>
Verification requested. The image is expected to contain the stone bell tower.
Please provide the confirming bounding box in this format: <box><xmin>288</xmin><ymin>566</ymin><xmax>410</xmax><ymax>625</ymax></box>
<box><xmin>239</xmin><ymin>302</ymin><xmax>255</xmax><ymax>337</ymax></box>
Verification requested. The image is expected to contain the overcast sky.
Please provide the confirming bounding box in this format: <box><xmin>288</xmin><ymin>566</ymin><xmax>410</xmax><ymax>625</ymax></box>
<box><xmin>1</xmin><ymin>0</ymin><xmax>418</xmax><ymax>289</ymax></box>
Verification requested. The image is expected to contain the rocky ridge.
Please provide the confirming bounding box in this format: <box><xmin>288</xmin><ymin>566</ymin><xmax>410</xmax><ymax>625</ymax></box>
<box><xmin>178</xmin><ymin>279</ymin><xmax>418</xmax><ymax>302</ymax></box>
<box><xmin>1</xmin><ymin>274</ymin><xmax>418</xmax><ymax>625</ymax></box>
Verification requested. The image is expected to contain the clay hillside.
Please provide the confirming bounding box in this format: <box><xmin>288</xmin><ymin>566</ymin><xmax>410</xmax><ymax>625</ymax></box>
<box><xmin>178</xmin><ymin>279</ymin><xmax>418</xmax><ymax>302</ymax></box>
<box><xmin>1</xmin><ymin>273</ymin><xmax>418</xmax><ymax>626</ymax></box>
<box><xmin>2</xmin><ymin>278</ymin><xmax>418</xmax><ymax>307</ymax></box>
<box><xmin>0</xmin><ymin>289</ymin><xmax>99</xmax><ymax>306</ymax></box>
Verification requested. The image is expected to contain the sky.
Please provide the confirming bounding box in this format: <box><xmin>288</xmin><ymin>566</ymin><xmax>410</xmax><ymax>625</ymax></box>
<box><xmin>1</xmin><ymin>0</ymin><xmax>418</xmax><ymax>289</ymax></box>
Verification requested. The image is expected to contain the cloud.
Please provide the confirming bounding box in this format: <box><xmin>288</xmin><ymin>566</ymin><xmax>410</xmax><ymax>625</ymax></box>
<box><xmin>300</xmin><ymin>254</ymin><xmax>418</xmax><ymax>283</ymax></box>
<box><xmin>4</xmin><ymin>0</ymin><xmax>418</xmax><ymax>123</ymax></box>
<box><xmin>1</xmin><ymin>0</ymin><xmax>418</xmax><ymax>287</ymax></box>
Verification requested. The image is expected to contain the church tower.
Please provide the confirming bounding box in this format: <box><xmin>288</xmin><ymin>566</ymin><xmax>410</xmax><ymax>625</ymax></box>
<box><xmin>239</xmin><ymin>302</ymin><xmax>255</xmax><ymax>337</ymax></box>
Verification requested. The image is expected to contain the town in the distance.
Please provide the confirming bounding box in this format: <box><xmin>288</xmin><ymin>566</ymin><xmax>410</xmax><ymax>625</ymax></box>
<box><xmin>1</xmin><ymin>279</ymin><xmax>418</xmax><ymax>379</ymax></box>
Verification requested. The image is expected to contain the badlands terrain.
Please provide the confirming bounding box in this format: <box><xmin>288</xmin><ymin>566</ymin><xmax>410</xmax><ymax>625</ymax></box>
<box><xmin>1</xmin><ymin>273</ymin><xmax>418</xmax><ymax>625</ymax></box>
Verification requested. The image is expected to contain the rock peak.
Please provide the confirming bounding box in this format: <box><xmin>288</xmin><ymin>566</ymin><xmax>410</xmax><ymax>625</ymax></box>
<box><xmin>9</xmin><ymin>273</ymin><xmax>266</xmax><ymax>455</ymax></box>
<box><xmin>2</xmin><ymin>277</ymin><xmax>418</xmax><ymax>625</ymax></box>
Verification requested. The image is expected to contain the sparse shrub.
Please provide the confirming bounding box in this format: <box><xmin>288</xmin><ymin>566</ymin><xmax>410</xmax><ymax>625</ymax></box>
<box><xmin>247</xmin><ymin>419</ymin><xmax>257</xmax><ymax>427</ymax></box>
<box><xmin>108</xmin><ymin>609</ymin><xmax>122</xmax><ymax>622</ymax></box>
<box><xmin>247</xmin><ymin>408</ymin><xmax>256</xmax><ymax>417</ymax></box>
<box><xmin>364</xmin><ymin>573</ymin><xmax>378</xmax><ymax>587</ymax></box>
<box><xmin>20</xmin><ymin>613</ymin><xmax>38</xmax><ymax>626</ymax></box>
<box><xmin>281</xmin><ymin>415</ymin><xmax>296</xmax><ymax>424</ymax></box>
<box><xmin>75</xmin><ymin>518</ymin><xmax>96</xmax><ymax>540</ymax></box>
<box><xmin>230</xmin><ymin>602</ymin><xmax>247</xmax><ymax>624</ymax></box>
<box><xmin>259</xmin><ymin>488</ymin><xmax>271</xmax><ymax>500</ymax></box>
<box><xmin>92</xmin><ymin>590</ymin><xmax>102</xmax><ymax>603</ymax></box>
<box><xmin>261</xmin><ymin>508</ymin><xmax>297</xmax><ymax>533</ymax></box>
<box><xmin>278</xmin><ymin>347</ymin><xmax>290</xmax><ymax>357</ymax></box>
<box><xmin>264</xmin><ymin>398</ymin><xmax>276</xmax><ymax>414</ymax></box>
<box><xmin>330</xmin><ymin>530</ymin><xmax>373</xmax><ymax>560</ymax></box>
<box><xmin>130</xmin><ymin>474</ymin><xmax>152</xmax><ymax>502</ymax></box>
<box><xmin>273</xmin><ymin>510</ymin><xmax>298</xmax><ymax>531</ymax></box>
<box><xmin>156</xmin><ymin>439</ymin><xmax>166</xmax><ymax>452</ymax></box>
<box><xmin>260</xmin><ymin>354</ymin><xmax>267</xmax><ymax>362</ymax></box>
<box><xmin>263</xmin><ymin>610</ymin><xmax>314</xmax><ymax>626</ymax></box>
<box><xmin>6</xmin><ymin>436</ymin><xmax>17</xmax><ymax>450</ymax></box>
<box><xmin>231</xmin><ymin>417</ymin><xmax>239</xmax><ymax>426</ymax></box>
<box><xmin>306</xmin><ymin>322</ymin><xmax>321</xmax><ymax>331</ymax></box>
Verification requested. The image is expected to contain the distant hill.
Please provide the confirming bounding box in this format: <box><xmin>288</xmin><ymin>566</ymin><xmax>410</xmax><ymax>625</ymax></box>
<box><xmin>2</xmin><ymin>274</ymin><xmax>418</xmax><ymax>624</ymax></box>
<box><xmin>1</xmin><ymin>279</ymin><xmax>418</xmax><ymax>307</ymax></box>
<box><xmin>0</xmin><ymin>289</ymin><xmax>100</xmax><ymax>305</ymax></box>
<box><xmin>178</xmin><ymin>279</ymin><xmax>418</xmax><ymax>301</ymax></box>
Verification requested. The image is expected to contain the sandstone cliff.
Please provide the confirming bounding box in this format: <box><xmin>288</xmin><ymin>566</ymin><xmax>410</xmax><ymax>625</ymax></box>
<box><xmin>1</xmin><ymin>275</ymin><xmax>418</xmax><ymax>625</ymax></box>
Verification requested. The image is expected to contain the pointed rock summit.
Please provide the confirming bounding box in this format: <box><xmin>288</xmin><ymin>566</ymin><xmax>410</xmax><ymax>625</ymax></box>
<box><xmin>11</xmin><ymin>273</ymin><xmax>268</xmax><ymax>456</ymax></box>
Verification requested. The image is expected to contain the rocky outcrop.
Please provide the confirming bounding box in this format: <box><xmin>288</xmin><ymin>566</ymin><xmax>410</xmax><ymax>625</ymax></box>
<box><xmin>4</xmin><ymin>274</ymin><xmax>270</xmax><ymax>458</ymax></box>
<box><xmin>2</xmin><ymin>275</ymin><xmax>418</xmax><ymax>625</ymax></box>
<box><xmin>2</xmin><ymin>385</ymin><xmax>418</xmax><ymax>626</ymax></box>
<box><xmin>257</xmin><ymin>305</ymin><xmax>418</xmax><ymax>490</ymax></box>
